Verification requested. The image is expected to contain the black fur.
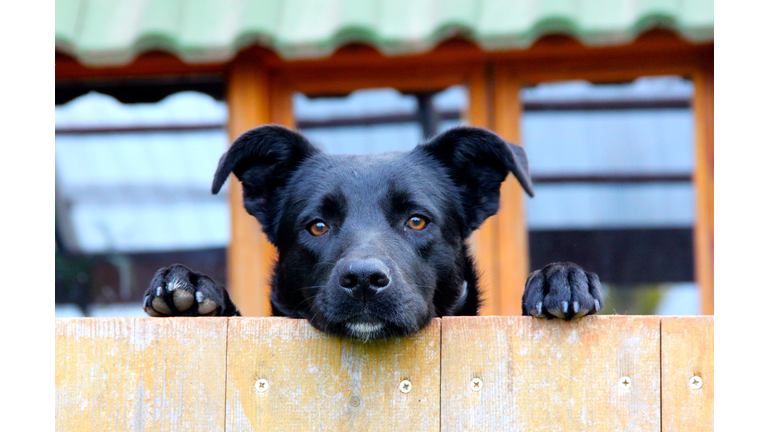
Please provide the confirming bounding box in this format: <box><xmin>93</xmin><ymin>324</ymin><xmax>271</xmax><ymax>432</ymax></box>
<box><xmin>144</xmin><ymin>125</ymin><xmax>603</xmax><ymax>340</ymax></box>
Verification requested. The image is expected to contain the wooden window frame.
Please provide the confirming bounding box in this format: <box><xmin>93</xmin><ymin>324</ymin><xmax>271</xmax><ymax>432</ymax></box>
<box><xmin>491</xmin><ymin>41</ymin><xmax>714</xmax><ymax>316</ymax></box>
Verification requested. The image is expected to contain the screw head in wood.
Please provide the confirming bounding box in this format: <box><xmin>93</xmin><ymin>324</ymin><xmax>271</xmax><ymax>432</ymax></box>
<box><xmin>255</xmin><ymin>378</ymin><xmax>269</xmax><ymax>393</ymax></box>
<box><xmin>688</xmin><ymin>376</ymin><xmax>703</xmax><ymax>390</ymax></box>
<box><xmin>619</xmin><ymin>376</ymin><xmax>632</xmax><ymax>390</ymax></box>
<box><xmin>399</xmin><ymin>380</ymin><xmax>412</xmax><ymax>394</ymax></box>
<box><xmin>470</xmin><ymin>378</ymin><xmax>483</xmax><ymax>391</ymax></box>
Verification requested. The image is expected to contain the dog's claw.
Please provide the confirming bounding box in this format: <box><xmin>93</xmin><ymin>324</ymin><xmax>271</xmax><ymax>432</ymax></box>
<box><xmin>198</xmin><ymin>299</ymin><xmax>218</xmax><ymax>315</ymax></box>
<box><xmin>529</xmin><ymin>301</ymin><xmax>545</xmax><ymax>318</ymax></box>
<box><xmin>573</xmin><ymin>301</ymin><xmax>590</xmax><ymax>318</ymax></box>
<box><xmin>195</xmin><ymin>291</ymin><xmax>219</xmax><ymax>314</ymax></box>
<box><xmin>522</xmin><ymin>262</ymin><xmax>603</xmax><ymax>320</ymax></box>
<box><xmin>144</xmin><ymin>264</ymin><xmax>233</xmax><ymax>317</ymax></box>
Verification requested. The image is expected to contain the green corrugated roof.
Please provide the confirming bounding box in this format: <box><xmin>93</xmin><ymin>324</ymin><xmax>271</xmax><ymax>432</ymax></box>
<box><xmin>56</xmin><ymin>0</ymin><xmax>714</xmax><ymax>66</ymax></box>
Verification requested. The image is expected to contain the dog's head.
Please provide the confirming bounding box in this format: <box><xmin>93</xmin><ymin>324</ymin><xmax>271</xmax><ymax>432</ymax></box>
<box><xmin>213</xmin><ymin>125</ymin><xmax>533</xmax><ymax>340</ymax></box>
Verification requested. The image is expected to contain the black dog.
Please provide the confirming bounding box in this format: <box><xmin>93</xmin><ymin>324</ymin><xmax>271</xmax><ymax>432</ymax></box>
<box><xmin>143</xmin><ymin>125</ymin><xmax>603</xmax><ymax>340</ymax></box>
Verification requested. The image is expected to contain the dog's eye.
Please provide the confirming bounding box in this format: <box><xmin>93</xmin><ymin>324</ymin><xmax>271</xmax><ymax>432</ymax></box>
<box><xmin>307</xmin><ymin>220</ymin><xmax>329</xmax><ymax>236</ymax></box>
<box><xmin>406</xmin><ymin>215</ymin><xmax>428</xmax><ymax>230</ymax></box>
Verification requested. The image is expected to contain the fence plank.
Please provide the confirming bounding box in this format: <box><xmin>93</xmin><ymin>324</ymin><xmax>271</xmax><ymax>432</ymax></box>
<box><xmin>224</xmin><ymin>317</ymin><xmax>441</xmax><ymax>431</ymax></box>
<box><xmin>661</xmin><ymin>316</ymin><xmax>714</xmax><ymax>431</ymax></box>
<box><xmin>56</xmin><ymin>318</ymin><xmax>136</xmax><ymax>431</ymax></box>
<box><xmin>440</xmin><ymin>316</ymin><xmax>661</xmax><ymax>431</ymax></box>
<box><xmin>57</xmin><ymin>316</ymin><xmax>713</xmax><ymax>431</ymax></box>
<box><xmin>55</xmin><ymin>318</ymin><xmax>228</xmax><ymax>432</ymax></box>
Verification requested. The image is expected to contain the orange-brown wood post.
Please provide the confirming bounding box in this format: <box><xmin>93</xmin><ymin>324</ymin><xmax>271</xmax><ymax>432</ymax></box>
<box><xmin>492</xmin><ymin>64</ymin><xmax>529</xmax><ymax>316</ymax></box>
<box><xmin>269</xmin><ymin>77</ymin><xmax>297</xmax><ymax>133</ymax></box>
<box><xmin>693</xmin><ymin>54</ymin><xmax>714</xmax><ymax>315</ymax></box>
<box><xmin>225</xmin><ymin>55</ymin><xmax>277</xmax><ymax>316</ymax></box>
<box><xmin>467</xmin><ymin>66</ymin><xmax>500</xmax><ymax>316</ymax></box>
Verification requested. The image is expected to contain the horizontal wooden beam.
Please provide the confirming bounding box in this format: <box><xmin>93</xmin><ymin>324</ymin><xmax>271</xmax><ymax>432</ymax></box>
<box><xmin>56</xmin><ymin>316</ymin><xmax>713</xmax><ymax>431</ymax></box>
<box><xmin>532</xmin><ymin>173</ymin><xmax>692</xmax><ymax>184</ymax></box>
<box><xmin>55</xmin><ymin>123</ymin><xmax>226</xmax><ymax>135</ymax></box>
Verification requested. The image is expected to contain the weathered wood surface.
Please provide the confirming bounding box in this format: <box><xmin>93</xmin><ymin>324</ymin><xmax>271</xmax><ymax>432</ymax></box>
<box><xmin>441</xmin><ymin>316</ymin><xmax>661</xmax><ymax>431</ymax></box>
<box><xmin>693</xmin><ymin>55</ymin><xmax>715</xmax><ymax>315</ymax></box>
<box><xmin>55</xmin><ymin>316</ymin><xmax>713</xmax><ymax>431</ymax></box>
<box><xmin>661</xmin><ymin>316</ymin><xmax>714</xmax><ymax>431</ymax></box>
<box><xmin>225</xmin><ymin>318</ymin><xmax>440</xmax><ymax>431</ymax></box>
<box><xmin>55</xmin><ymin>318</ymin><xmax>228</xmax><ymax>431</ymax></box>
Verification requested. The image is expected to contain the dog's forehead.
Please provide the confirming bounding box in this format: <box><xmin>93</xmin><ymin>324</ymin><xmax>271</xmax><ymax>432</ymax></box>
<box><xmin>291</xmin><ymin>151</ymin><xmax>444</xmax><ymax>202</ymax></box>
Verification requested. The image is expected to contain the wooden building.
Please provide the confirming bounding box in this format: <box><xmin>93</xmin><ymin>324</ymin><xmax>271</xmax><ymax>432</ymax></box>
<box><xmin>55</xmin><ymin>0</ymin><xmax>714</xmax><ymax>316</ymax></box>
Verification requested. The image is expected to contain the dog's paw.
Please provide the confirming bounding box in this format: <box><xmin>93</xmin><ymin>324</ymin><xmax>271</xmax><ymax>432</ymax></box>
<box><xmin>143</xmin><ymin>264</ymin><xmax>232</xmax><ymax>317</ymax></box>
<box><xmin>522</xmin><ymin>262</ymin><xmax>604</xmax><ymax>320</ymax></box>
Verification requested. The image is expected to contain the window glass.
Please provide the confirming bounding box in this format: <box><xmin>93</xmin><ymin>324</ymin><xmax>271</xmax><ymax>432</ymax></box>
<box><xmin>294</xmin><ymin>86</ymin><xmax>469</xmax><ymax>153</ymax></box>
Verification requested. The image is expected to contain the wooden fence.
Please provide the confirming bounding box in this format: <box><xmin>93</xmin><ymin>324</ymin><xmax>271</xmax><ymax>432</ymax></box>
<box><xmin>55</xmin><ymin>316</ymin><xmax>713</xmax><ymax>431</ymax></box>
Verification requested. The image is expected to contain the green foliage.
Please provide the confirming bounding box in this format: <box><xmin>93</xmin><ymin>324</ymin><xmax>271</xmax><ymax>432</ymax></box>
<box><xmin>55</xmin><ymin>253</ymin><xmax>93</xmax><ymax>304</ymax></box>
<box><xmin>599</xmin><ymin>284</ymin><xmax>665</xmax><ymax>315</ymax></box>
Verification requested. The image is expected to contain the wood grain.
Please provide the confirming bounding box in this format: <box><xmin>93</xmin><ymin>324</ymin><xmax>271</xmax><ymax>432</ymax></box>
<box><xmin>56</xmin><ymin>316</ymin><xmax>713</xmax><ymax>431</ymax></box>
<box><xmin>284</xmin><ymin>64</ymin><xmax>473</xmax><ymax>95</ymax></box>
<box><xmin>493</xmin><ymin>65</ymin><xmax>529</xmax><ymax>317</ymax></box>
<box><xmin>661</xmin><ymin>316</ymin><xmax>714</xmax><ymax>431</ymax></box>
<box><xmin>441</xmin><ymin>316</ymin><xmax>661</xmax><ymax>431</ymax></box>
<box><xmin>56</xmin><ymin>318</ymin><xmax>137</xmax><ymax>431</ymax></box>
<box><xmin>55</xmin><ymin>317</ymin><xmax>228</xmax><ymax>431</ymax></box>
<box><xmin>693</xmin><ymin>54</ymin><xmax>715</xmax><ymax>315</ymax></box>
<box><xmin>225</xmin><ymin>318</ymin><xmax>441</xmax><ymax>431</ymax></box>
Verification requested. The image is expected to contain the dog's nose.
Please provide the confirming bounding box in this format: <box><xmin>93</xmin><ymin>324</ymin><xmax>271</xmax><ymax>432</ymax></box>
<box><xmin>338</xmin><ymin>258</ymin><xmax>391</xmax><ymax>301</ymax></box>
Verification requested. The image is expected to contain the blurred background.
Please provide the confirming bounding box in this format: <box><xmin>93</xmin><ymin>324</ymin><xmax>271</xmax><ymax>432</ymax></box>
<box><xmin>55</xmin><ymin>0</ymin><xmax>714</xmax><ymax>318</ymax></box>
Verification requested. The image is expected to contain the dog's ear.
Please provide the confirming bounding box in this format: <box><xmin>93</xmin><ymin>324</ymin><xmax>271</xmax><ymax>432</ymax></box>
<box><xmin>212</xmin><ymin>125</ymin><xmax>320</xmax><ymax>242</ymax></box>
<box><xmin>417</xmin><ymin>126</ymin><xmax>534</xmax><ymax>233</ymax></box>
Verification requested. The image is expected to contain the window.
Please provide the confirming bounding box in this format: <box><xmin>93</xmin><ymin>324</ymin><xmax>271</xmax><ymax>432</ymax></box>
<box><xmin>293</xmin><ymin>86</ymin><xmax>469</xmax><ymax>153</ymax></box>
<box><xmin>521</xmin><ymin>76</ymin><xmax>698</xmax><ymax>314</ymax></box>
<box><xmin>55</xmin><ymin>91</ymin><xmax>229</xmax><ymax>316</ymax></box>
